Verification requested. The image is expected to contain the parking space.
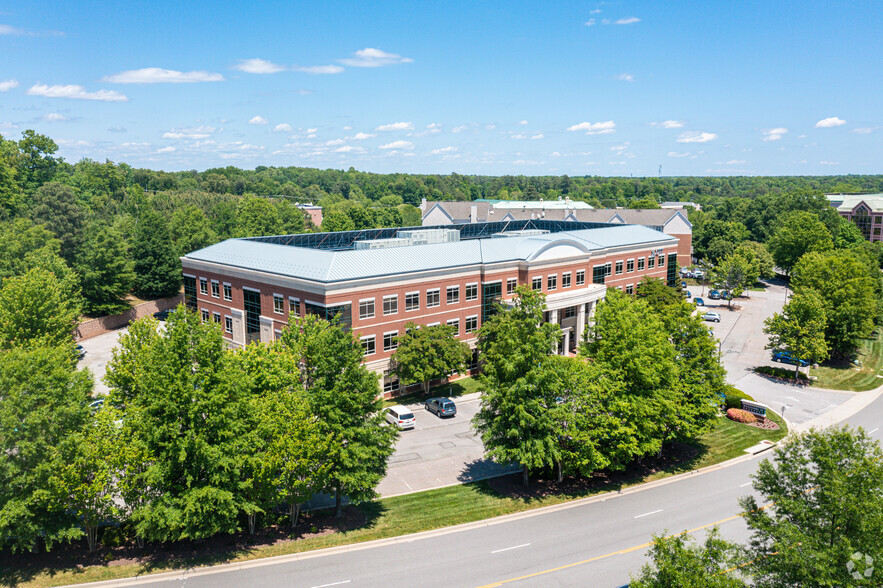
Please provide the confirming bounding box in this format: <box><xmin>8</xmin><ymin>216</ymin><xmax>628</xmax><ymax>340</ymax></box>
<box><xmin>77</xmin><ymin>327</ymin><xmax>129</xmax><ymax>396</ymax></box>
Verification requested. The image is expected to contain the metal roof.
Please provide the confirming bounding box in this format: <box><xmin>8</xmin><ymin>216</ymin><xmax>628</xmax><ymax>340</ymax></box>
<box><xmin>183</xmin><ymin>223</ymin><xmax>676</xmax><ymax>284</ymax></box>
<box><xmin>835</xmin><ymin>194</ymin><xmax>883</xmax><ymax>213</ymax></box>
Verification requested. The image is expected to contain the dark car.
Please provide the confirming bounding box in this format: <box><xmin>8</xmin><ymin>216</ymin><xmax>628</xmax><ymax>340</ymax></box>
<box><xmin>683</xmin><ymin>289</ymin><xmax>692</xmax><ymax>298</ymax></box>
<box><xmin>694</xmin><ymin>297</ymin><xmax>705</xmax><ymax>306</ymax></box>
<box><xmin>772</xmin><ymin>351</ymin><xmax>809</xmax><ymax>367</ymax></box>
<box><xmin>153</xmin><ymin>309</ymin><xmax>171</xmax><ymax>321</ymax></box>
<box><xmin>681</xmin><ymin>281</ymin><xmax>688</xmax><ymax>288</ymax></box>
<box><xmin>708</xmin><ymin>290</ymin><xmax>721</xmax><ymax>300</ymax></box>
<box><xmin>425</xmin><ymin>397</ymin><xmax>457</xmax><ymax>418</ymax></box>
<box><xmin>75</xmin><ymin>344</ymin><xmax>86</xmax><ymax>360</ymax></box>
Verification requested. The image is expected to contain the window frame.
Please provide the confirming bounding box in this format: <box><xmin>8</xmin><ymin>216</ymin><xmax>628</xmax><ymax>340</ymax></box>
<box><xmin>506</xmin><ymin>278</ymin><xmax>517</xmax><ymax>295</ymax></box>
<box><xmin>211</xmin><ymin>280</ymin><xmax>220</xmax><ymax>298</ymax></box>
<box><xmin>576</xmin><ymin>270</ymin><xmax>585</xmax><ymax>286</ymax></box>
<box><xmin>383</xmin><ymin>330</ymin><xmax>398</xmax><ymax>352</ymax></box>
<box><xmin>447</xmin><ymin>285</ymin><xmax>460</xmax><ymax>305</ymax></box>
<box><xmin>547</xmin><ymin>274</ymin><xmax>557</xmax><ymax>291</ymax></box>
<box><xmin>224</xmin><ymin>316</ymin><xmax>233</xmax><ymax>333</ymax></box>
<box><xmin>405</xmin><ymin>291</ymin><xmax>420</xmax><ymax>312</ymax></box>
<box><xmin>289</xmin><ymin>297</ymin><xmax>300</xmax><ymax>317</ymax></box>
<box><xmin>532</xmin><ymin>276</ymin><xmax>543</xmax><ymax>291</ymax></box>
<box><xmin>360</xmin><ymin>335</ymin><xmax>376</xmax><ymax>356</ymax></box>
<box><xmin>562</xmin><ymin>272</ymin><xmax>571</xmax><ymax>288</ymax></box>
<box><xmin>199</xmin><ymin>277</ymin><xmax>208</xmax><ymax>295</ymax></box>
<box><xmin>273</xmin><ymin>294</ymin><xmax>284</xmax><ymax>315</ymax></box>
<box><xmin>465</xmin><ymin>314</ymin><xmax>478</xmax><ymax>333</ymax></box>
<box><xmin>359</xmin><ymin>298</ymin><xmax>376</xmax><ymax>320</ymax></box>
<box><xmin>383</xmin><ymin>294</ymin><xmax>398</xmax><ymax>316</ymax></box>
<box><xmin>446</xmin><ymin>318</ymin><xmax>460</xmax><ymax>335</ymax></box>
<box><xmin>426</xmin><ymin>288</ymin><xmax>441</xmax><ymax>308</ymax></box>
<box><xmin>465</xmin><ymin>283</ymin><xmax>478</xmax><ymax>301</ymax></box>
<box><xmin>223</xmin><ymin>282</ymin><xmax>232</xmax><ymax>301</ymax></box>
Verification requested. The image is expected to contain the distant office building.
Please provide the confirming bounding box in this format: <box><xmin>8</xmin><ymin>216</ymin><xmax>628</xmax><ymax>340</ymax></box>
<box><xmin>661</xmin><ymin>201</ymin><xmax>701</xmax><ymax>212</ymax></box>
<box><xmin>296</xmin><ymin>203</ymin><xmax>323</xmax><ymax>228</ymax></box>
<box><xmin>421</xmin><ymin>199</ymin><xmax>693</xmax><ymax>266</ymax></box>
<box><xmin>827</xmin><ymin>193</ymin><xmax>883</xmax><ymax>242</ymax></box>
<box><xmin>181</xmin><ymin>221</ymin><xmax>680</xmax><ymax>396</ymax></box>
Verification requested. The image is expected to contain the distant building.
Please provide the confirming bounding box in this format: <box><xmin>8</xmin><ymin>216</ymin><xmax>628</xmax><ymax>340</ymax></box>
<box><xmin>296</xmin><ymin>203</ymin><xmax>323</xmax><ymax>228</ymax></box>
<box><xmin>421</xmin><ymin>200</ymin><xmax>693</xmax><ymax>266</ymax></box>
<box><xmin>661</xmin><ymin>201</ymin><xmax>701</xmax><ymax>212</ymax></box>
<box><xmin>828</xmin><ymin>193</ymin><xmax>883</xmax><ymax>242</ymax></box>
<box><xmin>182</xmin><ymin>220</ymin><xmax>680</xmax><ymax>396</ymax></box>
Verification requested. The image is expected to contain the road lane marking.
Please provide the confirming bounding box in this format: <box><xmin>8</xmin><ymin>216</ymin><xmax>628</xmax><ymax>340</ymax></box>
<box><xmin>491</xmin><ymin>543</ymin><xmax>530</xmax><ymax>554</ymax></box>
<box><xmin>739</xmin><ymin>482</ymin><xmax>752</xmax><ymax>487</ymax></box>
<box><xmin>311</xmin><ymin>581</ymin><xmax>351</xmax><ymax>588</ymax></box>
<box><xmin>633</xmin><ymin>509</ymin><xmax>663</xmax><ymax>519</ymax></box>
<box><xmin>869</xmin><ymin>427</ymin><xmax>879</xmax><ymax>435</ymax></box>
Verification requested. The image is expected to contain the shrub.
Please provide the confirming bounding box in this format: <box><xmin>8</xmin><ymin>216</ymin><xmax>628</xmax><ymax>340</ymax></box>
<box><xmin>726</xmin><ymin>408</ymin><xmax>757</xmax><ymax>424</ymax></box>
<box><xmin>723</xmin><ymin>385</ymin><xmax>753</xmax><ymax>401</ymax></box>
<box><xmin>755</xmin><ymin>365</ymin><xmax>808</xmax><ymax>381</ymax></box>
<box><xmin>725</xmin><ymin>396</ymin><xmax>743</xmax><ymax>410</ymax></box>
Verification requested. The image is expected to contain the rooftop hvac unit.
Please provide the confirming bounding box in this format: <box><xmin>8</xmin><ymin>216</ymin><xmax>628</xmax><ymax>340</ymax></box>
<box><xmin>397</xmin><ymin>228</ymin><xmax>460</xmax><ymax>245</ymax></box>
<box><xmin>353</xmin><ymin>238</ymin><xmax>413</xmax><ymax>250</ymax></box>
<box><xmin>491</xmin><ymin>229</ymin><xmax>550</xmax><ymax>238</ymax></box>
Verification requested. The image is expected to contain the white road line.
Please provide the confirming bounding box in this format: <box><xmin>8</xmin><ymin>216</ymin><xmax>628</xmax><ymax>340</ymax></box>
<box><xmin>739</xmin><ymin>482</ymin><xmax>752</xmax><ymax>487</ymax></box>
<box><xmin>311</xmin><ymin>581</ymin><xmax>351</xmax><ymax>588</ymax></box>
<box><xmin>784</xmin><ymin>396</ymin><xmax>800</xmax><ymax>402</ymax></box>
<box><xmin>869</xmin><ymin>427</ymin><xmax>879</xmax><ymax>435</ymax></box>
<box><xmin>634</xmin><ymin>509</ymin><xmax>663</xmax><ymax>519</ymax></box>
<box><xmin>491</xmin><ymin>543</ymin><xmax>531</xmax><ymax>554</ymax></box>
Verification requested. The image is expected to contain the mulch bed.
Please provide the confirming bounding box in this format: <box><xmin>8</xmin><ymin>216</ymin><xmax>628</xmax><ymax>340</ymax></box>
<box><xmin>743</xmin><ymin>418</ymin><xmax>780</xmax><ymax>431</ymax></box>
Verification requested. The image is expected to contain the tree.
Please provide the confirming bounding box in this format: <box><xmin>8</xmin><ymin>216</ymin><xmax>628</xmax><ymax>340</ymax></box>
<box><xmin>49</xmin><ymin>407</ymin><xmax>124</xmax><ymax>551</ymax></box>
<box><xmin>630</xmin><ymin>529</ymin><xmax>745</xmax><ymax>588</ymax></box>
<box><xmin>234</xmin><ymin>194</ymin><xmax>283</xmax><ymax>237</ymax></box>
<box><xmin>390</xmin><ymin>322</ymin><xmax>471</xmax><ymax>396</ymax></box>
<box><xmin>473</xmin><ymin>287</ymin><xmax>561</xmax><ymax>486</ymax></box>
<box><xmin>767</xmin><ymin>210</ymin><xmax>833</xmax><ymax>274</ymax></box>
<box><xmin>0</xmin><ymin>218</ymin><xmax>62</xmax><ymax>285</ymax></box>
<box><xmin>105</xmin><ymin>308</ymin><xmax>254</xmax><ymax>542</ymax></box>
<box><xmin>279</xmin><ymin>315</ymin><xmax>396</xmax><ymax>516</ymax></box>
<box><xmin>764</xmin><ymin>290</ymin><xmax>828</xmax><ymax>378</ymax></box>
<box><xmin>321</xmin><ymin>208</ymin><xmax>356</xmax><ymax>232</ymax></box>
<box><xmin>29</xmin><ymin>182</ymin><xmax>87</xmax><ymax>264</ymax></box>
<box><xmin>712</xmin><ymin>252</ymin><xmax>753</xmax><ymax>308</ymax></box>
<box><xmin>0</xmin><ymin>345</ymin><xmax>92</xmax><ymax>552</ymax></box>
<box><xmin>791</xmin><ymin>249</ymin><xmax>877</xmax><ymax>356</ymax></box>
<box><xmin>735</xmin><ymin>241</ymin><xmax>775</xmax><ymax>280</ymax></box>
<box><xmin>740</xmin><ymin>426</ymin><xmax>883</xmax><ymax>587</ymax></box>
<box><xmin>168</xmin><ymin>204</ymin><xmax>218</xmax><ymax>256</ymax></box>
<box><xmin>16</xmin><ymin>129</ymin><xmax>61</xmax><ymax>193</ymax></box>
<box><xmin>132</xmin><ymin>206</ymin><xmax>181</xmax><ymax>299</ymax></box>
<box><xmin>77</xmin><ymin>222</ymin><xmax>135</xmax><ymax>315</ymax></box>
<box><xmin>833</xmin><ymin>215</ymin><xmax>866</xmax><ymax>249</ymax></box>
<box><xmin>0</xmin><ymin>267</ymin><xmax>81</xmax><ymax>350</ymax></box>
<box><xmin>0</xmin><ymin>133</ymin><xmax>23</xmax><ymax>218</ymax></box>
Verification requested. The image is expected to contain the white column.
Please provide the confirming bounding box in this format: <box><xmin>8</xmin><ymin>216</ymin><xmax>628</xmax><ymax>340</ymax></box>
<box><xmin>550</xmin><ymin>309</ymin><xmax>559</xmax><ymax>324</ymax></box>
<box><xmin>576</xmin><ymin>304</ymin><xmax>586</xmax><ymax>349</ymax></box>
<box><xmin>259</xmin><ymin>315</ymin><xmax>274</xmax><ymax>343</ymax></box>
<box><xmin>230</xmin><ymin>308</ymin><xmax>245</xmax><ymax>347</ymax></box>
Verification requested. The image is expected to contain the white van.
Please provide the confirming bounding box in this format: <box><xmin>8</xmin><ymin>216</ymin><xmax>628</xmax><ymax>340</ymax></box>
<box><xmin>385</xmin><ymin>405</ymin><xmax>416</xmax><ymax>430</ymax></box>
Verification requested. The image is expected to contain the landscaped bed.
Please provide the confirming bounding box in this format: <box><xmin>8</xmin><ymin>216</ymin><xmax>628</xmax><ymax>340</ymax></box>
<box><xmin>0</xmin><ymin>409</ymin><xmax>787</xmax><ymax>588</ymax></box>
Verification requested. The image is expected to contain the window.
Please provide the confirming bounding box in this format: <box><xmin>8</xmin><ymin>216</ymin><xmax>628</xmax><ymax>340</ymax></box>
<box><xmin>273</xmin><ymin>294</ymin><xmax>284</xmax><ymax>314</ymax></box>
<box><xmin>532</xmin><ymin>277</ymin><xmax>543</xmax><ymax>290</ymax></box>
<box><xmin>304</xmin><ymin>302</ymin><xmax>352</xmax><ymax>331</ymax></box>
<box><xmin>507</xmin><ymin>278</ymin><xmax>517</xmax><ymax>295</ymax></box>
<box><xmin>562</xmin><ymin>272</ymin><xmax>571</xmax><ymax>288</ymax></box>
<box><xmin>383</xmin><ymin>331</ymin><xmax>398</xmax><ymax>352</ymax></box>
<box><xmin>383</xmin><ymin>374</ymin><xmax>400</xmax><ymax>395</ymax></box>
<box><xmin>184</xmin><ymin>276</ymin><xmax>197</xmax><ymax>311</ymax></box>
<box><xmin>289</xmin><ymin>297</ymin><xmax>300</xmax><ymax>317</ymax></box>
<box><xmin>212</xmin><ymin>312</ymin><xmax>221</xmax><ymax>324</ymax></box>
<box><xmin>465</xmin><ymin>283</ymin><xmax>478</xmax><ymax>301</ymax></box>
<box><xmin>482</xmin><ymin>281</ymin><xmax>503</xmax><ymax>323</ymax></box>
<box><xmin>224</xmin><ymin>316</ymin><xmax>233</xmax><ymax>333</ymax></box>
<box><xmin>199</xmin><ymin>277</ymin><xmax>208</xmax><ymax>295</ymax></box>
<box><xmin>359</xmin><ymin>298</ymin><xmax>375</xmax><ymax>320</ymax></box>
<box><xmin>666</xmin><ymin>253</ymin><xmax>678</xmax><ymax>287</ymax></box>
<box><xmin>427</xmin><ymin>288</ymin><xmax>440</xmax><ymax>308</ymax></box>
<box><xmin>405</xmin><ymin>291</ymin><xmax>420</xmax><ymax>311</ymax></box>
<box><xmin>648</xmin><ymin>256</ymin><xmax>655</xmax><ymax>269</ymax></box>
<box><xmin>625</xmin><ymin>284</ymin><xmax>634</xmax><ymax>295</ymax></box>
<box><xmin>465</xmin><ymin>315</ymin><xmax>478</xmax><ymax>333</ymax></box>
<box><xmin>606</xmin><ymin>262</ymin><xmax>612</xmax><ymax>276</ymax></box>
<box><xmin>361</xmin><ymin>335</ymin><xmax>376</xmax><ymax>356</ymax></box>
<box><xmin>447</xmin><ymin>318</ymin><xmax>460</xmax><ymax>335</ymax></box>
<box><xmin>593</xmin><ymin>265</ymin><xmax>606</xmax><ymax>285</ymax></box>
<box><xmin>563</xmin><ymin>306</ymin><xmax>576</xmax><ymax>318</ymax></box>
<box><xmin>383</xmin><ymin>295</ymin><xmax>398</xmax><ymax>315</ymax></box>
<box><xmin>576</xmin><ymin>270</ymin><xmax>585</xmax><ymax>286</ymax></box>
<box><xmin>659</xmin><ymin>254</ymin><xmax>666</xmax><ymax>267</ymax></box>
<box><xmin>627</xmin><ymin>259</ymin><xmax>634</xmax><ymax>273</ymax></box>
<box><xmin>211</xmin><ymin>281</ymin><xmax>220</xmax><ymax>298</ymax></box>
<box><xmin>615</xmin><ymin>261</ymin><xmax>623</xmax><ymax>275</ymax></box>
<box><xmin>201</xmin><ymin>309</ymin><xmax>209</xmax><ymax>322</ymax></box>
<box><xmin>637</xmin><ymin>258</ymin><xmax>645</xmax><ymax>271</ymax></box>
<box><xmin>548</xmin><ymin>275</ymin><xmax>557</xmax><ymax>290</ymax></box>
<box><xmin>445</xmin><ymin>286</ymin><xmax>459</xmax><ymax>305</ymax></box>
<box><xmin>223</xmin><ymin>283</ymin><xmax>232</xmax><ymax>301</ymax></box>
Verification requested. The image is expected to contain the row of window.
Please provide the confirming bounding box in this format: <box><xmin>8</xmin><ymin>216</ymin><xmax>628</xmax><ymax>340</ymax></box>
<box><xmin>360</xmin><ymin>315</ymin><xmax>479</xmax><ymax>356</ymax></box>
<box><xmin>200</xmin><ymin>308</ymin><xmax>234</xmax><ymax>334</ymax></box>
<box><xmin>199</xmin><ymin>277</ymin><xmax>232</xmax><ymax>301</ymax></box>
<box><xmin>354</xmin><ymin>284</ymin><xmax>480</xmax><ymax>320</ymax></box>
<box><xmin>531</xmin><ymin>269</ymin><xmax>588</xmax><ymax>291</ymax></box>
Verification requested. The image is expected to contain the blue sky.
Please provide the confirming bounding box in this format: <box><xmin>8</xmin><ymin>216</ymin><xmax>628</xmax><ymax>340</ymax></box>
<box><xmin>1</xmin><ymin>1</ymin><xmax>880</xmax><ymax>176</ymax></box>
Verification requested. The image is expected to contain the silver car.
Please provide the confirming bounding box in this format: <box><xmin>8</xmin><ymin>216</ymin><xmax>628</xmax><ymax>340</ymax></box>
<box><xmin>702</xmin><ymin>311</ymin><xmax>721</xmax><ymax>323</ymax></box>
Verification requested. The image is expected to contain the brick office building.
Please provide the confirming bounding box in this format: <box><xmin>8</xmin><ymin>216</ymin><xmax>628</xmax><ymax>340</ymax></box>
<box><xmin>181</xmin><ymin>220</ymin><xmax>680</xmax><ymax>396</ymax></box>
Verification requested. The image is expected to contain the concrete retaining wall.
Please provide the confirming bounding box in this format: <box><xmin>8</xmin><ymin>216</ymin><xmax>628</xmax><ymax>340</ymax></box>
<box><xmin>75</xmin><ymin>294</ymin><xmax>183</xmax><ymax>341</ymax></box>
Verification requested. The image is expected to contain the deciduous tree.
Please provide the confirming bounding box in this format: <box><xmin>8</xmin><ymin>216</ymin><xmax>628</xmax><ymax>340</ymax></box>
<box><xmin>390</xmin><ymin>322</ymin><xmax>471</xmax><ymax>396</ymax></box>
<box><xmin>767</xmin><ymin>210</ymin><xmax>833</xmax><ymax>274</ymax></box>
<box><xmin>0</xmin><ymin>267</ymin><xmax>81</xmax><ymax>350</ymax></box>
<box><xmin>764</xmin><ymin>290</ymin><xmax>828</xmax><ymax>378</ymax></box>
<box><xmin>630</xmin><ymin>529</ymin><xmax>745</xmax><ymax>588</ymax></box>
<box><xmin>77</xmin><ymin>222</ymin><xmax>135</xmax><ymax>315</ymax></box>
<box><xmin>132</xmin><ymin>206</ymin><xmax>181</xmax><ymax>299</ymax></box>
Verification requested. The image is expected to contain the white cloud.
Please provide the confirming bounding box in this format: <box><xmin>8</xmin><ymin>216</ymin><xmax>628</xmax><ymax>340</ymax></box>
<box><xmin>550</xmin><ymin>151</ymin><xmax>561</xmax><ymax>157</ymax></box>
<box><xmin>760</xmin><ymin>127</ymin><xmax>788</xmax><ymax>141</ymax></box>
<box><xmin>292</xmin><ymin>65</ymin><xmax>345</xmax><ymax>74</ymax></box>
<box><xmin>614</xmin><ymin>17</ymin><xmax>641</xmax><ymax>25</ymax></box>
<box><xmin>55</xmin><ymin>139</ymin><xmax>93</xmax><ymax>147</ymax></box>
<box><xmin>513</xmin><ymin>159</ymin><xmax>544</xmax><ymax>165</ymax></box>
<box><xmin>431</xmin><ymin>146</ymin><xmax>458</xmax><ymax>154</ymax></box>
<box><xmin>567</xmin><ymin>120</ymin><xmax>616</xmax><ymax>135</ymax></box>
<box><xmin>0</xmin><ymin>24</ymin><xmax>62</xmax><ymax>36</ymax></box>
<box><xmin>584</xmin><ymin>19</ymin><xmax>596</xmax><ymax>26</ymax></box>
<box><xmin>339</xmin><ymin>48</ymin><xmax>413</xmax><ymax>68</ymax></box>
<box><xmin>511</xmin><ymin>133</ymin><xmax>526</xmax><ymax>140</ymax></box>
<box><xmin>103</xmin><ymin>68</ymin><xmax>224</xmax><ymax>84</ymax></box>
<box><xmin>815</xmin><ymin>116</ymin><xmax>846</xmax><ymax>128</ymax></box>
<box><xmin>379</xmin><ymin>140</ymin><xmax>414</xmax><ymax>149</ymax></box>
<box><xmin>156</xmin><ymin>146</ymin><xmax>176</xmax><ymax>153</ymax></box>
<box><xmin>485</xmin><ymin>123</ymin><xmax>497</xmax><ymax>130</ymax></box>
<box><xmin>677</xmin><ymin>131</ymin><xmax>717</xmax><ymax>143</ymax></box>
<box><xmin>162</xmin><ymin>125</ymin><xmax>216</xmax><ymax>140</ymax></box>
<box><xmin>651</xmin><ymin>120</ymin><xmax>685</xmax><ymax>129</ymax></box>
<box><xmin>27</xmin><ymin>83</ymin><xmax>129</xmax><ymax>102</ymax></box>
<box><xmin>531</xmin><ymin>133</ymin><xmax>544</xmax><ymax>140</ymax></box>
<box><xmin>296</xmin><ymin>89</ymin><xmax>314</xmax><ymax>95</ymax></box>
<box><xmin>325</xmin><ymin>138</ymin><xmax>346</xmax><ymax>146</ymax></box>
<box><xmin>376</xmin><ymin>121</ymin><xmax>414</xmax><ymax>131</ymax></box>
<box><xmin>590</xmin><ymin>9</ymin><xmax>602</xmax><ymax>14</ymax></box>
<box><xmin>42</xmin><ymin>113</ymin><xmax>69</xmax><ymax>122</ymax></box>
<box><xmin>306</xmin><ymin>128</ymin><xmax>317</xmax><ymax>133</ymax></box>
<box><xmin>248</xmin><ymin>115</ymin><xmax>269</xmax><ymax>125</ymax></box>
<box><xmin>616</xmin><ymin>73</ymin><xmax>634</xmax><ymax>82</ymax></box>
<box><xmin>351</xmin><ymin>132</ymin><xmax>376</xmax><ymax>140</ymax></box>
<box><xmin>517</xmin><ymin>120</ymin><xmax>528</xmax><ymax>125</ymax></box>
<box><xmin>610</xmin><ymin>141</ymin><xmax>631</xmax><ymax>153</ymax></box>
<box><xmin>451</xmin><ymin>125</ymin><xmax>468</xmax><ymax>133</ymax></box>
<box><xmin>725</xmin><ymin>159</ymin><xmax>746</xmax><ymax>165</ymax></box>
<box><xmin>273</xmin><ymin>123</ymin><xmax>293</xmax><ymax>133</ymax></box>
<box><xmin>0</xmin><ymin>79</ymin><xmax>18</xmax><ymax>92</ymax></box>
<box><xmin>851</xmin><ymin>127</ymin><xmax>875</xmax><ymax>134</ymax></box>
<box><xmin>668</xmin><ymin>151</ymin><xmax>690</xmax><ymax>158</ymax></box>
<box><xmin>343</xmin><ymin>125</ymin><xmax>352</xmax><ymax>130</ymax></box>
<box><xmin>335</xmin><ymin>145</ymin><xmax>363</xmax><ymax>153</ymax></box>
<box><xmin>233</xmin><ymin>58</ymin><xmax>286</xmax><ymax>74</ymax></box>
<box><xmin>427</xmin><ymin>123</ymin><xmax>442</xmax><ymax>129</ymax></box>
<box><xmin>819</xmin><ymin>160</ymin><xmax>839</xmax><ymax>165</ymax></box>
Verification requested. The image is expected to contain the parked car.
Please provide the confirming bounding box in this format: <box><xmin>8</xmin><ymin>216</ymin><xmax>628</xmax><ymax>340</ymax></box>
<box><xmin>719</xmin><ymin>290</ymin><xmax>732</xmax><ymax>300</ymax></box>
<box><xmin>680</xmin><ymin>269</ymin><xmax>693</xmax><ymax>278</ymax></box>
<box><xmin>683</xmin><ymin>289</ymin><xmax>692</xmax><ymax>298</ymax></box>
<box><xmin>385</xmin><ymin>405</ymin><xmax>416</xmax><ymax>429</ymax></box>
<box><xmin>89</xmin><ymin>398</ymin><xmax>104</xmax><ymax>413</ymax></box>
<box><xmin>708</xmin><ymin>290</ymin><xmax>721</xmax><ymax>300</ymax></box>
<box><xmin>153</xmin><ymin>309</ymin><xmax>171</xmax><ymax>321</ymax></box>
<box><xmin>702</xmin><ymin>311</ymin><xmax>721</xmax><ymax>323</ymax></box>
<box><xmin>425</xmin><ymin>397</ymin><xmax>457</xmax><ymax>418</ymax></box>
<box><xmin>694</xmin><ymin>297</ymin><xmax>705</xmax><ymax>306</ymax></box>
<box><xmin>772</xmin><ymin>351</ymin><xmax>809</xmax><ymax>367</ymax></box>
<box><xmin>681</xmin><ymin>281</ymin><xmax>688</xmax><ymax>288</ymax></box>
<box><xmin>693</xmin><ymin>270</ymin><xmax>706</xmax><ymax>279</ymax></box>
<box><xmin>75</xmin><ymin>344</ymin><xmax>86</xmax><ymax>359</ymax></box>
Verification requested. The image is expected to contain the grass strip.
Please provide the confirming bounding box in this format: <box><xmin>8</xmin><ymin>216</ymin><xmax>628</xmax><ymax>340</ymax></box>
<box><xmin>811</xmin><ymin>330</ymin><xmax>883</xmax><ymax>392</ymax></box>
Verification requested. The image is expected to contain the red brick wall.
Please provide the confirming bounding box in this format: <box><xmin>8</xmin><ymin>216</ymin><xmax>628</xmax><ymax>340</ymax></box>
<box><xmin>75</xmin><ymin>294</ymin><xmax>183</xmax><ymax>340</ymax></box>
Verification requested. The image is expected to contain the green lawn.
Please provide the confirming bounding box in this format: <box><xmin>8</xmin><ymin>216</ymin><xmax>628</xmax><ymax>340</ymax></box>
<box><xmin>8</xmin><ymin>410</ymin><xmax>787</xmax><ymax>588</ymax></box>
<box><xmin>380</xmin><ymin>376</ymin><xmax>482</xmax><ymax>408</ymax></box>
<box><xmin>810</xmin><ymin>330</ymin><xmax>883</xmax><ymax>392</ymax></box>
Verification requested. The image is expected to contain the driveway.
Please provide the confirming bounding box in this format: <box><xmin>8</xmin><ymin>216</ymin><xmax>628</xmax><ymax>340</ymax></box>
<box><xmin>77</xmin><ymin>326</ymin><xmax>129</xmax><ymax>396</ymax></box>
